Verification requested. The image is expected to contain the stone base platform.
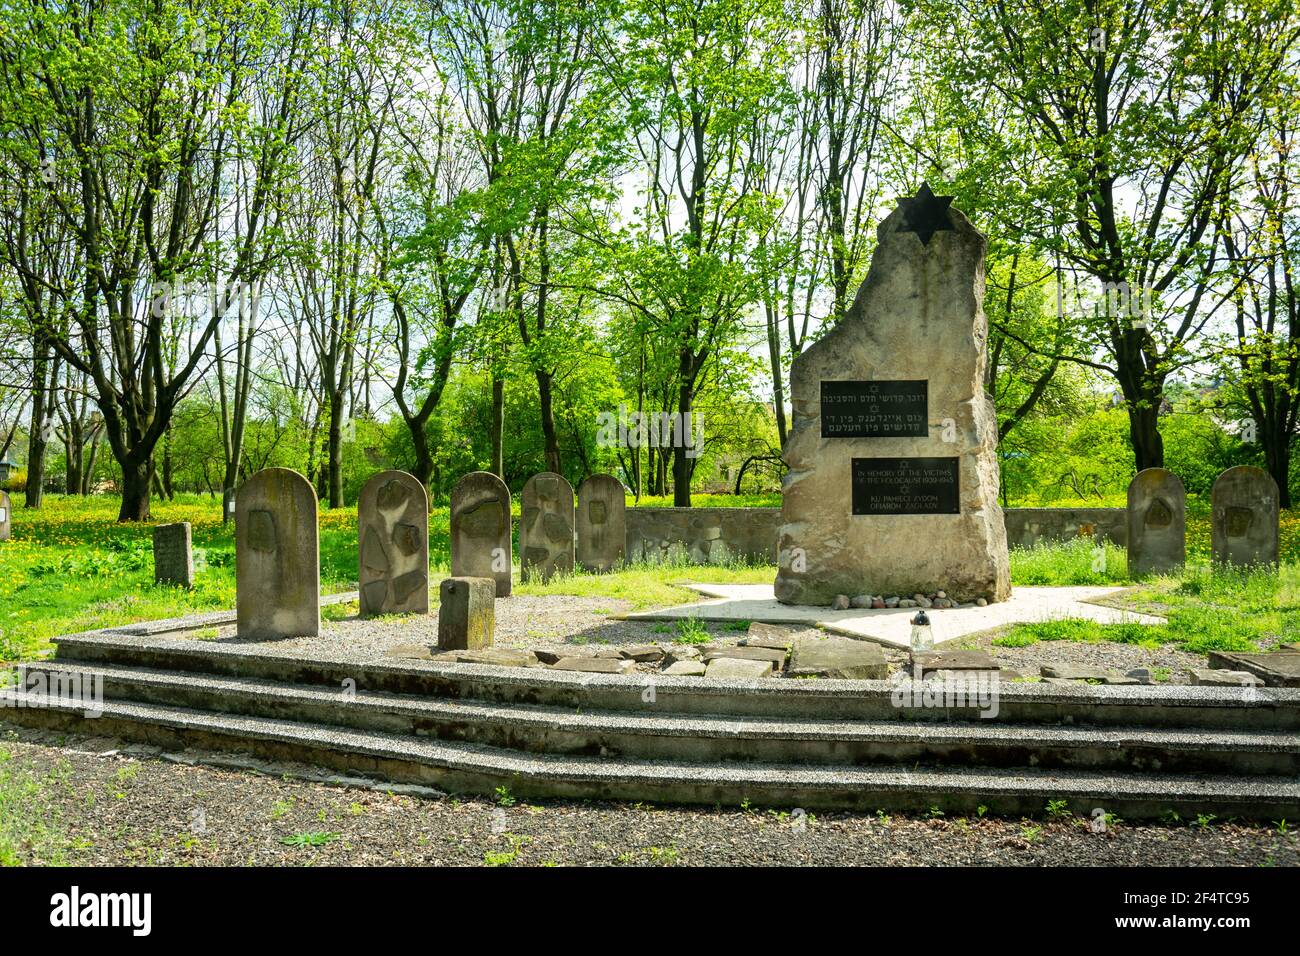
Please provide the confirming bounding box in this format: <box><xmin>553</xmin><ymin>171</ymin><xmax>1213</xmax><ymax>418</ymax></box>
<box><xmin>623</xmin><ymin>584</ymin><xmax>1165</xmax><ymax>649</ymax></box>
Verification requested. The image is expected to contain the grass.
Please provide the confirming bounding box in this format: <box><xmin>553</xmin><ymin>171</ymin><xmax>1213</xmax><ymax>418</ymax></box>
<box><xmin>1</xmin><ymin>491</ymin><xmax>1297</xmax><ymax>664</ymax></box>
<box><xmin>0</xmin><ymin>747</ymin><xmax>67</xmax><ymax>866</ymax></box>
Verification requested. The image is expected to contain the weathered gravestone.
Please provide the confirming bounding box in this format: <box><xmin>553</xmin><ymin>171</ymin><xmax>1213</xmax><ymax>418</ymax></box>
<box><xmin>774</xmin><ymin>183</ymin><xmax>1010</xmax><ymax>605</ymax></box>
<box><xmin>152</xmin><ymin>521</ymin><xmax>194</xmax><ymax>588</ymax></box>
<box><xmin>0</xmin><ymin>490</ymin><xmax>10</xmax><ymax>542</ymax></box>
<box><xmin>1212</xmin><ymin>465</ymin><xmax>1279</xmax><ymax>568</ymax></box>
<box><xmin>450</xmin><ymin>471</ymin><xmax>512</xmax><ymax>597</ymax></box>
<box><xmin>358</xmin><ymin>470</ymin><xmax>429</xmax><ymax>617</ymax></box>
<box><xmin>437</xmin><ymin>576</ymin><xmax>495</xmax><ymax>651</ymax></box>
<box><xmin>520</xmin><ymin>472</ymin><xmax>575</xmax><ymax>582</ymax></box>
<box><xmin>576</xmin><ymin>474</ymin><xmax>626</xmax><ymax>572</ymax></box>
<box><xmin>235</xmin><ymin>468</ymin><xmax>320</xmax><ymax>639</ymax></box>
<box><xmin>1127</xmin><ymin>468</ymin><xmax>1186</xmax><ymax>576</ymax></box>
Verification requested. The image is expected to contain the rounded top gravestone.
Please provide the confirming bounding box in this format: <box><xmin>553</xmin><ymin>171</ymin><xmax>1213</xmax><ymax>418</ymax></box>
<box><xmin>774</xmin><ymin>183</ymin><xmax>1010</xmax><ymax>606</ymax></box>
<box><xmin>235</xmin><ymin>467</ymin><xmax>320</xmax><ymax>640</ymax></box>
<box><xmin>1126</xmin><ymin>468</ymin><xmax>1186</xmax><ymax>577</ymax></box>
<box><xmin>450</xmin><ymin>471</ymin><xmax>513</xmax><ymax>597</ymax></box>
<box><xmin>520</xmin><ymin>471</ymin><xmax>575</xmax><ymax>583</ymax></box>
<box><xmin>358</xmin><ymin>470</ymin><xmax>429</xmax><ymax>618</ymax></box>
<box><xmin>1211</xmin><ymin>465</ymin><xmax>1279</xmax><ymax>569</ymax></box>
<box><xmin>577</xmin><ymin>473</ymin><xmax>626</xmax><ymax>573</ymax></box>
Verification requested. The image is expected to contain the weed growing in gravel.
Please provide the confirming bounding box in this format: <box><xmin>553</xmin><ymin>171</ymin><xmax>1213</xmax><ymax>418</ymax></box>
<box><xmin>494</xmin><ymin>786</ymin><xmax>516</xmax><ymax>808</ymax></box>
<box><xmin>279</xmin><ymin>831</ymin><xmax>341</xmax><ymax>848</ymax></box>
<box><xmin>0</xmin><ymin>749</ymin><xmax>67</xmax><ymax>865</ymax></box>
<box><xmin>673</xmin><ymin>616</ymin><xmax>711</xmax><ymax>644</ymax></box>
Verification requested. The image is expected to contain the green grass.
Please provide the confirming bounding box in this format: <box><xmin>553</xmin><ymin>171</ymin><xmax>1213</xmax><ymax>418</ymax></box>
<box><xmin>2</xmin><ymin>492</ymin><xmax>1298</xmax><ymax>663</ymax></box>
<box><xmin>0</xmin><ymin>747</ymin><xmax>67</xmax><ymax>866</ymax></box>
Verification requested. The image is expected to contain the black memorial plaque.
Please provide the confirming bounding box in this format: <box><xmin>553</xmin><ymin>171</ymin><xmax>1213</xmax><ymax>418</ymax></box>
<box><xmin>821</xmin><ymin>380</ymin><xmax>928</xmax><ymax>438</ymax></box>
<box><xmin>851</xmin><ymin>457</ymin><xmax>960</xmax><ymax>515</ymax></box>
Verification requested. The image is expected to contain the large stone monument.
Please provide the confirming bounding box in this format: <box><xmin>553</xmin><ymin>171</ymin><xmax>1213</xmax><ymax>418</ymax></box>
<box><xmin>774</xmin><ymin>183</ymin><xmax>1010</xmax><ymax>606</ymax></box>
<box><xmin>1212</xmin><ymin>465</ymin><xmax>1279</xmax><ymax>568</ymax></box>
<box><xmin>450</xmin><ymin>471</ymin><xmax>512</xmax><ymax>597</ymax></box>
<box><xmin>358</xmin><ymin>470</ymin><xmax>429</xmax><ymax>617</ymax></box>
<box><xmin>1126</xmin><ymin>468</ymin><xmax>1186</xmax><ymax>576</ymax></box>
<box><xmin>235</xmin><ymin>468</ymin><xmax>320</xmax><ymax>639</ymax></box>
<box><xmin>520</xmin><ymin>472</ymin><xmax>575</xmax><ymax>582</ymax></box>
<box><xmin>153</xmin><ymin>521</ymin><xmax>194</xmax><ymax>588</ymax></box>
<box><xmin>576</xmin><ymin>474</ymin><xmax>626</xmax><ymax>572</ymax></box>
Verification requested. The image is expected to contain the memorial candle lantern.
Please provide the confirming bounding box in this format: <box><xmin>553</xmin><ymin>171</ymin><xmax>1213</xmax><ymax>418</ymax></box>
<box><xmin>909</xmin><ymin>610</ymin><xmax>934</xmax><ymax>655</ymax></box>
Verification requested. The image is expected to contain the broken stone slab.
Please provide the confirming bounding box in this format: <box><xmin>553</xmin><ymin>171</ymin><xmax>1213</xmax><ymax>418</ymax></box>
<box><xmin>701</xmin><ymin>646</ymin><xmax>787</xmax><ymax>666</ymax></box>
<box><xmin>663</xmin><ymin>645</ymin><xmax>702</xmax><ymax>663</ymax></box>
<box><xmin>619</xmin><ymin>645</ymin><xmax>665</xmax><ymax>662</ymax></box>
<box><xmin>550</xmin><ymin>657</ymin><xmax>636</xmax><ymax>675</ymax></box>
<box><xmin>704</xmin><ymin>657</ymin><xmax>775</xmax><ymax>679</ymax></box>
<box><xmin>662</xmin><ymin>660</ymin><xmax>708</xmax><ymax>676</ymax></box>
<box><xmin>1189</xmin><ymin>668</ymin><xmax>1262</xmax><ymax>687</ymax></box>
<box><xmin>911</xmin><ymin>650</ymin><xmax>998</xmax><ymax>674</ymax></box>
<box><xmin>788</xmin><ymin>636</ymin><xmax>888</xmax><ymax>679</ymax></box>
<box><xmin>386</xmin><ymin>644</ymin><xmax>435</xmax><ymax>661</ymax></box>
<box><xmin>1039</xmin><ymin>664</ymin><xmax>1115</xmax><ymax>682</ymax></box>
<box><xmin>741</xmin><ymin>622</ymin><xmax>796</xmax><ymax>650</ymax></box>
<box><xmin>1206</xmin><ymin>651</ymin><xmax>1300</xmax><ymax>688</ymax></box>
<box><xmin>452</xmin><ymin>648</ymin><xmax>536</xmax><ymax>668</ymax></box>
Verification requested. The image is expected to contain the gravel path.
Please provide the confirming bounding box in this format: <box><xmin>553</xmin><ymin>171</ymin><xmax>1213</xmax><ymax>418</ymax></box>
<box><xmin>2</xmin><ymin>726</ymin><xmax>1292</xmax><ymax>867</ymax></box>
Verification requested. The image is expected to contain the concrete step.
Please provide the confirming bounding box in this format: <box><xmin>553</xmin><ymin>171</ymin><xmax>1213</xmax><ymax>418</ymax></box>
<box><xmin>10</xmin><ymin>661</ymin><xmax>1300</xmax><ymax>776</ymax></box>
<box><xmin>49</xmin><ymin>635</ymin><xmax>1300</xmax><ymax>729</ymax></box>
<box><xmin>3</xmin><ymin>686</ymin><xmax>1299</xmax><ymax>819</ymax></box>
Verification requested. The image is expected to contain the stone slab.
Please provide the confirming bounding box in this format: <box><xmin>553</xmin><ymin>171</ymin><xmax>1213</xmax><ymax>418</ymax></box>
<box><xmin>1127</xmin><ymin>468</ymin><xmax>1186</xmax><ymax>576</ymax></box>
<box><xmin>662</xmin><ymin>660</ymin><xmax>707</xmax><ymax>676</ymax></box>
<box><xmin>1207</xmin><ymin>652</ymin><xmax>1300</xmax><ymax>688</ymax></box>
<box><xmin>0</xmin><ymin>490</ymin><xmax>12</xmax><ymax>541</ymax></box>
<box><xmin>1190</xmin><ymin>669</ymin><xmax>1263</xmax><ymax>688</ymax></box>
<box><xmin>624</xmin><ymin>583</ymin><xmax>1165</xmax><ymax>649</ymax></box>
<box><xmin>1212</xmin><ymin>466</ymin><xmax>1280</xmax><ymax>568</ymax></box>
<box><xmin>704</xmin><ymin>657</ymin><xmax>774</xmax><ymax>680</ymax></box>
<box><xmin>520</xmin><ymin>472</ymin><xmax>575</xmax><ymax>583</ymax></box>
<box><xmin>619</xmin><ymin>645</ymin><xmax>665</xmax><ymax>662</ymax></box>
<box><xmin>576</xmin><ymin>474</ymin><xmax>626</xmax><ymax>572</ymax></box>
<box><xmin>789</xmin><ymin>636</ymin><xmax>887</xmax><ymax>679</ymax></box>
<box><xmin>450</xmin><ymin>471</ymin><xmax>512</xmax><ymax>598</ymax></box>
<box><xmin>358</xmin><ymin>470</ymin><xmax>429</xmax><ymax>618</ymax></box>
<box><xmin>235</xmin><ymin>468</ymin><xmax>320</xmax><ymax>640</ymax></box>
<box><xmin>550</xmin><ymin>657</ymin><xmax>636</xmax><ymax>675</ymax></box>
<box><xmin>741</xmin><ymin>622</ymin><xmax>796</xmax><ymax>649</ymax></box>
<box><xmin>153</xmin><ymin>521</ymin><xmax>194</xmax><ymax>588</ymax></box>
<box><xmin>701</xmin><ymin>646</ymin><xmax>787</xmax><ymax>666</ymax></box>
<box><xmin>912</xmin><ymin>650</ymin><xmax>999</xmax><ymax>674</ymax></box>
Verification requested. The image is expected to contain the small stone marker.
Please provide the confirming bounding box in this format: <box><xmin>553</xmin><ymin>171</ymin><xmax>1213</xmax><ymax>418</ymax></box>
<box><xmin>774</xmin><ymin>183</ymin><xmax>1010</xmax><ymax>606</ymax></box>
<box><xmin>437</xmin><ymin>576</ymin><xmax>495</xmax><ymax>651</ymax></box>
<box><xmin>520</xmin><ymin>471</ymin><xmax>575</xmax><ymax>582</ymax></box>
<box><xmin>576</xmin><ymin>473</ymin><xmax>626</xmax><ymax>572</ymax></box>
<box><xmin>0</xmin><ymin>490</ymin><xmax>11</xmax><ymax>541</ymax></box>
<box><xmin>358</xmin><ymin>470</ymin><xmax>429</xmax><ymax>618</ymax></box>
<box><xmin>1189</xmin><ymin>669</ymin><xmax>1261</xmax><ymax>688</ymax></box>
<box><xmin>152</xmin><ymin>521</ymin><xmax>194</xmax><ymax>588</ymax></box>
<box><xmin>450</xmin><ymin>471</ymin><xmax>512</xmax><ymax>597</ymax></box>
<box><xmin>235</xmin><ymin>468</ymin><xmax>320</xmax><ymax>640</ymax></box>
<box><xmin>1126</xmin><ymin>468</ymin><xmax>1186</xmax><ymax>576</ymax></box>
<box><xmin>1211</xmin><ymin>466</ymin><xmax>1280</xmax><ymax>568</ymax></box>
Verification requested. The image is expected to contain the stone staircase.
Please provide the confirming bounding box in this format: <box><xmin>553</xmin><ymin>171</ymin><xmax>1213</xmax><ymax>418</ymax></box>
<box><xmin>3</xmin><ymin>633</ymin><xmax>1300</xmax><ymax>819</ymax></box>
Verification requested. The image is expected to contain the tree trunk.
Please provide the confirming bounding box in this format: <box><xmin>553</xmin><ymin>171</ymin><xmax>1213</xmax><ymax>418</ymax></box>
<box><xmin>328</xmin><ymin>392</ymin><xmax>344</xmax><ymax>509</ymax></box>
<box><xmin>1265</xmin><ymin>423</ymin><xmax>1292</xmax><ymax>509</ymax></box>
<box><xmin>536</xmin><ymin>369</ymin><xmax>561</xmax><ymax>474</ymax></box>
<box><xmin>25</xmin><ymin>335</ymin><xmax>51</xmax><ymax>508</ymax></box>
<box><xmin>490</xmin><ymin>376</ymin><xmax>505</xmax><ymax>478</ymax></box>
<box><xmin>672</xmin><ymin>380</ymin><xmax>692</xmax><ymax>507</ymax></box>
<box><xmin>118</xmin><ymin>456</ymin><xmax>153</xmax><ymax>522</ymax></box>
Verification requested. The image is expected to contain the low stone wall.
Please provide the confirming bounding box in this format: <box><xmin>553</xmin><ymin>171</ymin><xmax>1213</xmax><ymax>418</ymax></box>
<box><xmin>1003</xmin><ymin>508</ymin><xmax>1127</xmax><ymax>549</ymax></box>
<box><xmin>624</xmin><ymin>506</ymin><xmax>1126</xmax><ymax>565</ymax></box>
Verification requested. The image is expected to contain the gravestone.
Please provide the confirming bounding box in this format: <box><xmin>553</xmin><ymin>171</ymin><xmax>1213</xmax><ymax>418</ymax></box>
<box><xmin>0</xmin><ymin>490</ymin><xmax>10</xmax><ymax>541</ymax></box>
<box><xmin>152</xmin><ymin>521</ymin><xmax>194</xmax><ymax>588</ymax></box>
<box><xmin>1126</xmin><ymin>468</ymin><xmax>1186</xmax><ymax>576</ymax></box>
<box><xmin>450</xmin><ymin>471</ymin><xmax>512</xmax><ymax>597</ymax></box>
<box><xmin>520</xmin><ymin>472</ymin><xmax>575</xmax><ymax>582</ymax></box>
<box><xmin>358</xmin><ymin>470</ymin><xmax>429</xmax><ymax>618</ymax></box>
<box><xmin>576</xmin><ymin>474</ymin><xmax>626</xmax><ymax>572</ymax></box>
<box><xmin>235</xmin><ymin>468</ymin><xmax>320</xmax><ymax>639</ymax></box>
<box><xmin>774</xmin><ymin>183</ymin><xmax>1010</xmax><ymax>605</ymax></box>
<box><xmin>1211</xmin><ymin>465</ymin><xmax>1280</xmax><ymax>568</ymax></box>
<box><xmin>437</xmin><ymin>576</ymin><xmax>495</xmax><ymax>650</ymax></box>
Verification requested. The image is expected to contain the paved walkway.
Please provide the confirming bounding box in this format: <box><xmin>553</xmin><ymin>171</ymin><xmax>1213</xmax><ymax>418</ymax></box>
<box><xmin>624</xmin><ymin>584</ymin><xmax>1166</xmax><ymax>649</ymax></box>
